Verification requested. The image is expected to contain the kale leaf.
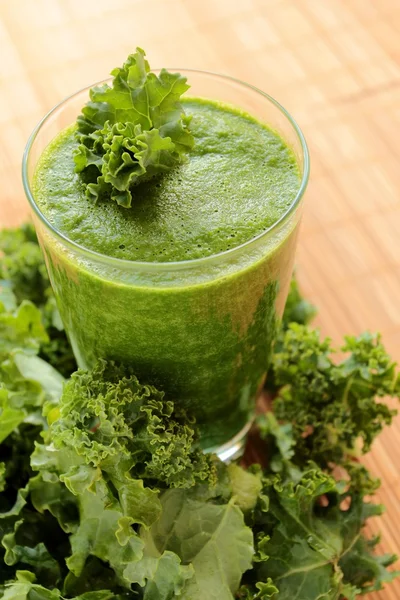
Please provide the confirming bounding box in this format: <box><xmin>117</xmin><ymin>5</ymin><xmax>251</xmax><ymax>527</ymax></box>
<box><xmin>0</xmin><ymin>224</ymin><xmax>76</xmax><ymax>377</ymax></box>
<box><xmin>261</xmin><ymin>325</ymin><xmax>398</xmax><ymax>470</ymax></box>
<box><xmin>48</xmin><ymin>360</ymin><xmax>213</xmax><ymax>489</ymax></box>
<box><xmin>74</xmin><ymin>48</ymin><xmax>194</xmax><ymax>207</ymax></box>
<box><xmin>282</xmin><ymin>276</ymin><xmax>317</xmax><ymax>329</ymax></box>
<box><xmin>241</xmin><ymin>466</ymin><xmax>399</xmax><ymax>599</ymax></box>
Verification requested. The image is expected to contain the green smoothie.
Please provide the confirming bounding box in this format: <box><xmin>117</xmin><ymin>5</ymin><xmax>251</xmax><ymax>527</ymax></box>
<box><xmin>33</xmin><ymin>98</ymin><xmax>301</xmax><ymax>449</ymax></box>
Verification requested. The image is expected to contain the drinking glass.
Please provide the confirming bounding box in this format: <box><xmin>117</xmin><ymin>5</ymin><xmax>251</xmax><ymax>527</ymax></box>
<box><xmin>22</xmin><ymin>70</ymin><xmax>309</xmax><ymax>460</ymax></box>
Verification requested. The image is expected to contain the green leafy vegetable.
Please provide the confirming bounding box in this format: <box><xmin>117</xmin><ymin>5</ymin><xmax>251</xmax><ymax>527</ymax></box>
<box><xmin>48</xmin><ymin>360</ymin><xmax>213</xmax><ymax>489</ymax></box>
<box><xmin>227</xmin><ymin>464</ymin><xmax>262</xmax><ymax>513</ymax></box>
<box><xmin>1</xmin><ymin>222</ymin><xmax>399</xmax><ymax>599</ymax></box>
<box><xmin>0</xmin><ymin>225</ymin><xmax>48</xmax><ymax>307</ymax></box>
<box><xmin>0</xmin><ymin>224</ymin><xmax>76</xmax><ymax>377</ymax></box>
<box><xmin>282</xmin><ymin>276</ymin><xmax>317</xmax><ymax>329</ymax></box>
<box><xmin>0</xmin><ymin>297</ymin><xmax>64</xmax><ymax>492</ymax></box>
<box><xmin>140</xmin><ymin>489</ymin><xmax>254</xmax><ymax>600</ymax></box>
<box><xmin>0</xmin><ymin>254</ymin><xmax>69</xmax><ymax>590</ymax></box>
<box><xmin>261</xmin><ymin>325</ymin><xmax>398</xmax><ymax>471</ymax></box>
<box><xmin>0</xmin><ymin>300</ymin><xmax>48</xmax><ymax>358</ymax></box>
<box><xmin>0</xmin><ymin>300</ymin><xmax>63</xmax><ymax>446</ymax></box>
<box><xmin>74</xmin><ymin>48</ymin><xmax>194</xmax><ymax>207</ymax></box>
<box><xmin>28</xmin><ymin>359</ymin><xmax>219</xmax><ymax>596</ymax></box>
<box><xmin>2</xmin><ymin>571</ymin><xmax>61</xmax><ymax>600</ymax></box>
<box><xmin>246</xmin><ymin>467</ymin><xmax>399</xmax><ymax>599</ymax></box>
<box><xmin>125</xmin><ymin>551</ymin><xmax>193</xmax><ymax>600</ymax></box>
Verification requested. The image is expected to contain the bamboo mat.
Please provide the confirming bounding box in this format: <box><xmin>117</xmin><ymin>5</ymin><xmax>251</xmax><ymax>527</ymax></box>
<box><xmin>1</xmin><ymin>0</ymin><xmax>400</xmax><ymax>597</ymax></box>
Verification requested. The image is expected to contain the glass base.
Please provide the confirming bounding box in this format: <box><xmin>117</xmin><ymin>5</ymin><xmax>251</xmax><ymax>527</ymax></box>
<box><xmin>206</xmin><ymin>420</ymin><xmax>253</xmax><ymax>462</ymax></box>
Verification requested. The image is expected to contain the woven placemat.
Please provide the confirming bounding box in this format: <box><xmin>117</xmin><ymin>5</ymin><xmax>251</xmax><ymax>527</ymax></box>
<box><xmin>1</xmin><ymin>1</ymin><xmax>400</xmax><ymax>596</ymax></box>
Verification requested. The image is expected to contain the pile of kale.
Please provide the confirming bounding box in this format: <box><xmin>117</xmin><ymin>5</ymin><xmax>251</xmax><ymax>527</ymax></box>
<box><xmin>0</xmin><ymin>224</ymin><xmax>398</xmax><ymax>600</ymax></box>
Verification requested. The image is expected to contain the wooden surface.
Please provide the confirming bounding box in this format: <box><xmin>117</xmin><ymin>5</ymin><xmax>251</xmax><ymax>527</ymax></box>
<box><xmin>1</xmin><ymin>0</ymin><xmax>400</xmax><ymax>597</ymax></box>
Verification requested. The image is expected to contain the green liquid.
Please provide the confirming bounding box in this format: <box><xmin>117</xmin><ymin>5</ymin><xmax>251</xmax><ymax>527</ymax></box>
<box><xmin>33</xmin><ymin>98</ymin><xmax>300</xmax><ymax>448</ymax></box>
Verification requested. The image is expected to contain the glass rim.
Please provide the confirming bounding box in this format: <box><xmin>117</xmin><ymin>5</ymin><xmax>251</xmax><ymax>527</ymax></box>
<box><xmin>22</xmin><ymin>68</ymin><xmax>310</xmax><ymax>272</ymax></box>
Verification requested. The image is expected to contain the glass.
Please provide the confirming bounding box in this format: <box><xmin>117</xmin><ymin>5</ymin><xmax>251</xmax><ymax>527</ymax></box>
<box><xmin>22</xmin><ymin>70</ymin><xmax>309</xmax><ymax>460</ymax></box>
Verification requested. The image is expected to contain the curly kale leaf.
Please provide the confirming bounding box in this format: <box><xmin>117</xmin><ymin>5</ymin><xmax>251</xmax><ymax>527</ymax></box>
<box><xmin>0</xmin><ymin>296</ymin><xmax>63</xmax><ymax>405</ymax></box>
<box><xmin>0</xmin><ymin>225</ymin><xmax>76</xmax><ymax>377</ymax></box>
<box><xmin>30</xmin><ymin>361</ymin><xmax>224</xmax><ymax>595</ymax></box>
<box><xmin>2</xmin><ymin>570</ymin><xmax>118</xmax><ymax>599</ymax></box>
<box><xmin>139</xmin><ymin>489</ymin><xmax>253</xmax><ymax>600</ymax></box>
<box><xmin>282</xmin><ymin>276</ymin><xmax>317</xmax><ymax>330</ymax></box>
<box><xmin>0</xmin><ymin>298</ymin><xmax>63</xmax><ymax>453</ymax></box>
<box><xmin>0</xmin><ymin>224</ymin><xmax>48</xmax><ymax>307</ymax></box>
<box><xmin>2</xmin><ymin>571</ymin><xmax>61</xmax><ymax>600</ymax></box>
<box><xmin>0</xmin><ymin>295</ymin><xmax>66</xmax><ymax>589</ymax></box>
<box><xmin>263</xmin><ymin>325</ymin><xmax>398</xmax><ymax>470</ymax></box>
<box><xmin>245</xmin><ymin>467</ymin><xmax>399</xmax><ymax>600</ymax></box>
<box><xmin>74</xmin><ymin>48</ymin><xmax>194</xmax><ymax>207</ymax></box>
<box><xmin>236</xmin><ymin>580</ymin><xmax>279</xmax><ymax>599</ymax></box>
<box><xmin>49</xmin><ymin>360</ymin><xmax>213</xmax><ymax>490</ymax></box>
<box><xmin>265</xmin><ymin>274</ymin><xmax>316</xmax><ymax>394</ymax></box>
<box><xmin>257</xmin><ymin>315</ymin><xmax>399</xmax><ymax>597</ymax></box>
<box><xmin>28</xmin><ymin>360</ymin><xmax>215</xmax><ymax>589</ymax></box>
<box><xmin>0</xmin><ymin>300</ymin><xmax>48</xmax><ymax>359</ymax></box>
